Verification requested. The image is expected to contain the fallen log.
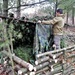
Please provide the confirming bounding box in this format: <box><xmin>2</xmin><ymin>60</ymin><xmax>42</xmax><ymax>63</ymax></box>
<box><xmin>2</xmin><ymin>51</ymin><xmax>34</xmax><ymax>71</ymax></box>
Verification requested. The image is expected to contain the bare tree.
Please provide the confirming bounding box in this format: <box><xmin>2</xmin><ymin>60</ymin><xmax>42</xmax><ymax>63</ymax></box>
<box><xmin>3</xmin><ymin>0</ymin><xmax>8</xmax><ymax>16</ymax></box>
<box><xmin>17</xmin><ymin>0</ymin><xmax>21</xmax><ymax>18</ymax></box>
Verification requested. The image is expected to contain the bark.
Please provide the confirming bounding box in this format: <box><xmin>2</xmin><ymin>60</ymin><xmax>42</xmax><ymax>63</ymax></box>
<box><xmin>35</xmin><ymin>56</ymin><xmax>49</xmax><ymax>65</ymax></box>
<box><xmin>3</xmin><ymin>0</ymin><xmax>8</xmax><ymax>16</ymax></box>
<box><xmin>17</xmin><ymin>0</ymin><xmax>21</xmax><ymax>18</ymax></box>
<box><xmin>34</xmin><ymin>62</ymin><xmax>49</xmax><ymax>71</ymax></box>
<box><xmin>36</xmin><ymin>67</ymin><xmax>49</xmax><ymax>74</ymax></box>
<box><xmin>66</xmin><ymin>10</ymin><xmax>69</xmax><ymax>24</ymax></box>
<box><xmin>47</xmin><ymin>64</ymin><xmax>72</xmax><ymax>75</ymax></box>
<box><xmin>66</xmin><ymin>47</ymin><xmax>75</xmax><ymax>53</ymax></box>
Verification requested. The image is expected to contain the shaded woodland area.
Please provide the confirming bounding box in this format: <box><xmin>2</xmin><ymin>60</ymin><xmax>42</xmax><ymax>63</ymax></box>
<box><xmin>0</xmin><ymin>0</ymin><xmax>75</xmax><ymax>75</ymax></box>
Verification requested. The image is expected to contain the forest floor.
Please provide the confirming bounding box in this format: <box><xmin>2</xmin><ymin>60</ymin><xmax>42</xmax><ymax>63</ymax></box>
<box><xmin>64</xmin><ymin>25</ymin><xmax>75</xmax><ymax>46</ymax></box>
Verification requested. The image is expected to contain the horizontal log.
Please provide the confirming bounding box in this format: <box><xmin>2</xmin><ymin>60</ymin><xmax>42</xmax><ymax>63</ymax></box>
<box><xmin>63</xmin><ymin>66</ymin><xmax>73</xmax><ymax>75</ymax></box>
<box><xmin>66</xmin><ymin>54</ymin><xmax>75</xmax><ymax>58</ymax></box>
<box><xmin>35</xmin><ymin>67</ymin><xmax>49</xmax><ymax>74</ymax></box>
<box><xmin>48</xmin><ymin>53</ymin><xmax>55</xmax><ymax>59</ymax></box>
<box><xmin>50</xmin><ymin>62</ymin><xmax>71</xmax><ymax>71</ymax></box>
<box><xmin>47</xmin><ymin>63</ymin><xmax>72</xmax><ymax>75</ymax></box>
<box><xmin>14</xmin><ymin>65</ymin><xmax>28</xmax><ymax>74</ymax></box>
<box><xmin>35</xmin><ymin>56</ymin><xmax>61</xmax><ymax>66</ymax></box>
<box><xmin>49</xmin><ymin>52</ymin><xmax>63</xmax><ymax>59</ymax></box>
<box><xmin>35</xmin><ymin>56</ymin><xmax>49</xmax><ymax>65</ymax></box>
<box><xmin>66</xmin><ymin>48</ymin><xmax>75</xmax><ymax>53</ymax></box>
<box><xmin>34</xmin><ymin>60</ymin><xmax>60</xmax><ymax>72</ymax></box>
<box><xmin>36</xmin><ymin>45</ymin><xmax>75</xmax><ymax>58</ymax></box>
<box><xmin>2</xmin><ymin>51</ymin><xmax>34</xmax><ymax>71</ymax></box>
<box><xmin>48</xmin><ymin>67</ymin><xmax>62</xmax><ymax>75</ymax></box>
<box><xmin>34</xmin><ymin>62</ymin><xmax>49</xmax><ymax>71</ymax></box>
<box><xmin>18</xmin><ymin>68</ymin><xmax>28</xmax><ymax>75</ymax></box>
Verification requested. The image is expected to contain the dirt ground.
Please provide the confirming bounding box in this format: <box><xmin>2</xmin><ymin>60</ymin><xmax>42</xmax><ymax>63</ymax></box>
<box><xmin>64</xmin><ymin>25</ymin><xmax>75</xmax><ymax>46</ymax></box>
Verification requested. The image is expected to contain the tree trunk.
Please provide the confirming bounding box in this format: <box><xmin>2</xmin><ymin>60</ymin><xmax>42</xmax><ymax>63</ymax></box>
<box><xmin>17</xmin><ymin>0</ymin><xmax>21</xmax><ymax>18</ymax></box>
<box><xmin>55</xmin><ymin>0</ymin><xmax>58</xmax><ymax>16</ymax></box>
<box><xmin>3</xmin><ymin>0</ymin><xmax>8</xmax><ymax>16</ymax></box>
<box><xmin>72</xmin><ymin>7</ymin><xmax>74</xmax><ymax>25</ymax></box>
<box><xmin>0</xmin><ymin>3</ymin><xmax>2</xmax><ymax>15</ymax></box>
<box><xmin>66</xmin><ymin>10</ymin><xmax>69</xmax><ymax>24</ymax></box>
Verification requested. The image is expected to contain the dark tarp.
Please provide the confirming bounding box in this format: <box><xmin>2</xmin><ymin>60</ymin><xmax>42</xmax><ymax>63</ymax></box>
<box><xmin>33</xmin><ymin>24</ymin><xmax>54</xmax><ymax>55</ymax></box>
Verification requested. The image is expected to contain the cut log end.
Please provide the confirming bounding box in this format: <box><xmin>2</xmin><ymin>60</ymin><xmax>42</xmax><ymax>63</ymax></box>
<box><xmin>51</xmin><ymin>68</ymin><xmax>54</xmax><ymax>71</ymax></box>
<box><xmin>34</xmin><ymin>67</ymin><xmax>36</xmax><ymax>71</ymax></box>
<box><xmin>29</xmin><ymin>64</ymin><xmax>34</xmax><ymax>71</ymax></box>
<box><xmin>35</xmin><ymin>61</ymin><xmax>38</xmax><ymax>65</ymax></box>
<box><xmin>54</xmin><ymin>59</ymin><xmax>58</xmax><ymax>63</ymax></box>
<box><xmin>53</xmin><ymin>55</ymin><xmax>56</xmax><ymax>59</ymax></box>
<box><xmin>51</xmin><ymin>65</ymin><xmax>54</xmax><ymax>71</ymax></box>
<box><xmin>30</xmin><ymin>72</ymin><xmax>35</xmax><ymax>75</ymax></box>
<box><xmin>18</xmin><ymin>70</ymin><xmax>22</xmax><ymax>75</ymax></box>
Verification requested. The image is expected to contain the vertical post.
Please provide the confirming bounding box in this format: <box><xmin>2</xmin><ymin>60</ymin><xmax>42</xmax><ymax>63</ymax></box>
<box><xmin>55</xmin><ymin>0</ymin><xmax>58</xmax><ymax>17</ymax></box>
<box><xmin>17</xmin><ymin>0</ymin><xmax>21</xmax><ymax>18</ymax></box>
<box><xmin>66</xmin><ymin>10</ymin><xmax>69</xmax><ymax>24</ymax></box>
<box><xmin>3</xmin><ymin>0</ymin><xmax>8</xmax><ymax>17</ymax></box>
<box><xmin>72</xmin><ymin>7</ymin><xmax>74</xmax><ymax>25</ymax></box>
